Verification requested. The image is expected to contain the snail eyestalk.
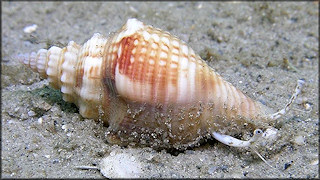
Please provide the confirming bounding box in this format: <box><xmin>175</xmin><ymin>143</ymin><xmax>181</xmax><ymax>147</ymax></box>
<box><xmin>269</xmin><ymin>79</ymin><xmax>305</xmax><ymax>120</ymax></box>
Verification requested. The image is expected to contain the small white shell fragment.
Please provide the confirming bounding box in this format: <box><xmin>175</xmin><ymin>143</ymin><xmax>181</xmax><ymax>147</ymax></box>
<box><xmin>293</xmin><ymin>135</ymin><xmax>305</xmax><ymax>146</ymax></box>
<box><xmin>304</xmin><ymin>103</ymin><xmax>312</xmax><ymax>111</ymax></box>
<box><xmin>99</xmin><ymin>152</ymin><xmax>143</xmax><ymax>178</ymax></box>
<box><xmin>197</xmin><ymin>3</ymin><xmax>203</xmax><ymax>9</ymax></box>
<box><xmin>37</xmin><ymin>117</ymin><xmax>43</xmax><ymax>124</ymax></box>
<box><xmin>310</xmin><ymin>159</ymin><xmax>319</xmax><ymax>166</ymax></box>
<box><xmin>61</xmin><ymin>124</ymin><xmax>67</xmax><ymax>131</ymax></box>
<box><xmin>129</xmin><ymin>6</ymin><xmax>138</xmax><ymax>13</ymax></box>
<box><xmin>27</xmin><ymin>110</ymin><xmax>36</xmax><ymax>117</ymax></box>
<box><xmin>23</xmin><ymin>24</ymin><xmax>38</xmax><ymax>33</ymax></box>
<box><xmin>262</xmin><ymin>127</ymin><xmax>278</xmax><ymax>142</ymax></box>
<box><xmin>8</xmin><ymin>120</ymin><xmax>16</xmax><ymax>124</ymax></box>
<box><xmin>259</xmin><ymin>127</ymin><xmax>279</xmax><ymax>147</ymax></box>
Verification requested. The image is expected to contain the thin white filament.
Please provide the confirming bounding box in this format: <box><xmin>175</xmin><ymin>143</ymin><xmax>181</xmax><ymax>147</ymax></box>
<box><xmin>269</xmin><ymin>79</ymin><xmax>305</xmax><ymax>120</ymax></box>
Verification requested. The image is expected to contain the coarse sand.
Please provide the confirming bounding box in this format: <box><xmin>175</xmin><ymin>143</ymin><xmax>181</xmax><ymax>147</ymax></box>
<box><xmin>1</xmin><ymin>1</ymin><xmax>318</xmax><ymax>178</ymax></box>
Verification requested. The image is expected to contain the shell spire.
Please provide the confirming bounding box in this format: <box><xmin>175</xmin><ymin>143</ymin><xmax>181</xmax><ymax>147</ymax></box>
<box><xmin>20</xmin><ymin>18</ymin><xmax>281</xmax><ymax>149</ymax></box>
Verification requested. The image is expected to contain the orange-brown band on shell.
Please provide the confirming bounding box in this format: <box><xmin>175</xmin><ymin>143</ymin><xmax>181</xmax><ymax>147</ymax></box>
<box><xmin>75</xmin><ymin>57</ymin><xmax>84</xmax><ymax>88</ymax></box>
<box><xmin>115</xmin><ymin>32</ymin><xmax>180</xmax><ymax>105</ymax></box>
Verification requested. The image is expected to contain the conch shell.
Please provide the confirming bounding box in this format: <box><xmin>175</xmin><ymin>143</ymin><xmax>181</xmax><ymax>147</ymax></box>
<box><xmin>19</xmin><ymin>18</ymin><xmax>298</xmax><ymax>150</ymax></box>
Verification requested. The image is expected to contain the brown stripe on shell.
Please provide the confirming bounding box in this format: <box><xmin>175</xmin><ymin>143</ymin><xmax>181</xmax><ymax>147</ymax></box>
<box><xmin>75</xmin><ymin>57</ymin><xmax>84</xmax><ymax>88</ymax></box>
<box><xmin>57</xmin><ymin>47</ymin><xmax>67</xmax><ymax>88</ymax></box>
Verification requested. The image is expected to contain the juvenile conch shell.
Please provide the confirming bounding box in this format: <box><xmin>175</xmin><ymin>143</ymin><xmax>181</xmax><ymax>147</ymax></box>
<box><xmin>19</xmin><ymin>18</ymin><xmax>302</xmax><ymax>150</ymax></box>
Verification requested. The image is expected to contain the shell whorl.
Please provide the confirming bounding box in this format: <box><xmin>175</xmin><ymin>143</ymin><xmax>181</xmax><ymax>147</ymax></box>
<box><xmin>102</xmin><ymin>19</ymin><xmax>265</xmax><ymax>117</ymax></box>
<box><xmin>20</xmin><ymin>18</ymin><xmax>273</xmax><ymax>149</ymax></box>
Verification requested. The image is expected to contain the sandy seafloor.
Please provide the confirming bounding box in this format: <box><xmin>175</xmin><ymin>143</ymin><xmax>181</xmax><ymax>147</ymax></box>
<box><xmin>1</xmin><ymin>1</ymin><xmax>319</xmax><ymax>178</ymax></box>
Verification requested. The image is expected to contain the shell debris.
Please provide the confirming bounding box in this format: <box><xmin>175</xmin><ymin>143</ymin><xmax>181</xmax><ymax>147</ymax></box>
<box><xmin>99</xmin><ymin>152</ymin><xmax>143</xmax><ymax>178</ymax></box>
<box><xmin>23</xmin><ymin>24</ymin><xmax>38</xmax><ymax>33</ymax></box>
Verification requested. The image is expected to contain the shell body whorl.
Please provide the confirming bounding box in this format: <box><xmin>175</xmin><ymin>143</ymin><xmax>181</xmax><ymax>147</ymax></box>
<box><xmin>20</xmin><ymin>18</ymin><xmax>274</xmax><ymax>149</ymax></box>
